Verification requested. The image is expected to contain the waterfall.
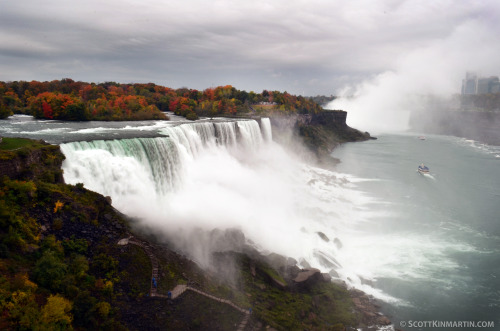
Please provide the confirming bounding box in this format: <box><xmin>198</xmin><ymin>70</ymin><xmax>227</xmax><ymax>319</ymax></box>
<box><xmin>60</xmin><ymin>117</ymin><xmax>378</xmax><ymax>300</ymax></box>
<box><xmin>260</xmin><ymin>117</ymin><xmax>273</xmax><ymax>142</ymax></box>
<box><xmin>236</xmin><ymin>120</ymin><xmax>263</xmax><ymax>150</ymax></box>
<box><xmin>61</xmin><ymin>119</ymin><xmax>268</xmax><ymax>201</ymax></box>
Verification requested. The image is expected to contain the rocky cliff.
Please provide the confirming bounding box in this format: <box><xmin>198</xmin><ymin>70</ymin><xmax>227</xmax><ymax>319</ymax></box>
<box><xmin>268</xmin><ymin>111</ymin><xmax>372</xmax><ymax>165</ymax></box>
<box><xmin>409</xmin><ymin>110</ymin><xmax>500</xmax><ymax>146</ymax></box>
<box><xmin>0</xmin><ymin>138</ymin><xmax>65</xmax><ymax>182</ymax></box>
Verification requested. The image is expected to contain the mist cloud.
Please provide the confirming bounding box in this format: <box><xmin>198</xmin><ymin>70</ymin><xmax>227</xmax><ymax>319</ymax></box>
<box><xmin>328</xmin><ymin>11</ymin><xmax>500</xmax><ymax>132</ymax></box>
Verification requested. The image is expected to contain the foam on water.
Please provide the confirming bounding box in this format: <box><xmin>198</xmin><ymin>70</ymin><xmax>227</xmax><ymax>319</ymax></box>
<box><xmin>19</xmin><ymin>127</ymin><xmax>71</xmax><ymax>135</ymax></box>
<box><xmin>60</xmin><ymin>121</ymin><xmax>499</xmax><ymax>319</ymax></box>
<box><xmin>58</xmin><ymin>123</ymin><xmax>441</xmax><ymax>309</ymax></box>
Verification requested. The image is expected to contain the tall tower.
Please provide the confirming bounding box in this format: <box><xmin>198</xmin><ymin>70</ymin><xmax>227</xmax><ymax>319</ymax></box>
<box><xmin>462</xmin><ymin>72</ymin><xmax>478</xmax><ymax>95</ymax></box>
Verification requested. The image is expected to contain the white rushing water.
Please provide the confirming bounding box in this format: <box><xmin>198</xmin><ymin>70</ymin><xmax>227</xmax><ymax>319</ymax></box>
<box><xmin>4</xmin><ymin>114</ymin><xmax>497</xmax><ymax>326</ymax></box>
<box><xmin>60</xmin><ymin>119</ymin><xmax>500</xmax><ymax>327</ymax></box>
<box><xmin>61</xmin><ymin>118</ymin><xmax>398</xmax><ymax>301</ymax></box>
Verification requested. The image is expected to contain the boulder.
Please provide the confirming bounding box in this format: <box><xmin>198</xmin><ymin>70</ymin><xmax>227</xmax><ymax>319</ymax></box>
<box><xmin>298</xmin><ymin>258</ymin><xmax>312</xmax><ymax>269</ymax></box>
<box><xmin>377</xmin><ymin>316</ymin><xmax>391</xmax><ymax>325</ymax></box>
<box><xmin>293</xmin><ymin>268</ymin><xmax>323</xmax><ymax>286</ymax></box>
<box><xmin>316</xmin><ymin>231</ymin><xmax>330</xmax><ymax>242</ymax></box>
<box><xmin>328</xmin><ymin>268</ymin><xmax>340</xmax><ymax>278</ymax></box>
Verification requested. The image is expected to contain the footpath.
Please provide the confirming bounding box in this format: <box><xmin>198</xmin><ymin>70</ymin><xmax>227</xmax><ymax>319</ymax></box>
<box><xmin>118</xmin><ymin>236</ymin><xmax>251</xmax><ymax>331</ymax></box>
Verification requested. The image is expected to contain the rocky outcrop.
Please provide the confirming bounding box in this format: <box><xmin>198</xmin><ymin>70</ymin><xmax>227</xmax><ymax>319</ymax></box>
<box><xmin>0</xmin><ymin>140</ymin><xmax>65</xmax><ymax>183</ymax></box>
<box><xmin>268</xmin><ymin>112</ymin><xmax>372</xmax><ymax>164</ymax></box>
<box><xmin>350</xmin><ymin>288</ymin><xmax>392</xmax><ymax>329</ymax></box>
<box><xmin>292</xmin><ymin>268</ymin><xmax>332</xmax><ymax>290</ymax></box>
<box><xmin>268</xmin><ymin>111</ymin><xmax>349</xmax><ymax>131</ymax></box>
<box><xmin>294</xmin><ymin>268</ymin><xmax>322</xmax><ymax>283</ymax></box>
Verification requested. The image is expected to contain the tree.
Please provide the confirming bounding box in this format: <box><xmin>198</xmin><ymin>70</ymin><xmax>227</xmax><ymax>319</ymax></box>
<box><xmin>0</xmin><ymin>100</ymin><xmax>12</xmax><ymax>119</ymax></box>
<box><xmin>41</xmin><ymin>294</ymin><xmax>73</xmax><ymax>329</ymax></box>
<box><xmin>33</xmin><ymin>250</ymin><xmax>67</xmax><ymax>291</ymax></box>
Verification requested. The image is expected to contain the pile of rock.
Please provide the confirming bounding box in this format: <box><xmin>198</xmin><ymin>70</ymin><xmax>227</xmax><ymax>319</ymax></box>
<box><xmin>349</xmin><ymin>288</ymin><xmax>392</xmax><ymax>328</ymax></box>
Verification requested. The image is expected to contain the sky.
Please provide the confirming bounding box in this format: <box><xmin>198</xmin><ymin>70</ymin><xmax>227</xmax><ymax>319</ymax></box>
<box><xmin>1</xmin><ymin>0</ymin><xmax>499</xmax><ymax>97</ymax></box>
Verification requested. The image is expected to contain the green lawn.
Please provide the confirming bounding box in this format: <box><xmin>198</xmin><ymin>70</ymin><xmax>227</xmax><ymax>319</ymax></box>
<box><xmin>0</xmin><ymin>137</ymin><xmax>41</xmax><ymax>150</ymax></box>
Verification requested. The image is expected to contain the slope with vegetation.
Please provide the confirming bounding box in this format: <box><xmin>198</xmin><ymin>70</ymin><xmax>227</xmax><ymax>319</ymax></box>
<box><xmin>0</xmin><ymin>137</ymin><xmax>393</xmax><ymax>330</ymax></box>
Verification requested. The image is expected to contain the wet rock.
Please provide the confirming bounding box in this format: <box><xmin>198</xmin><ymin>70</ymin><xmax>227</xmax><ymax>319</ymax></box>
<box><xmin>316</xmin><ymin>231</ymin><xmax>330</xmax><ymax>242</ymax></box>
<box><xmin>266</xmin><ymin>253</ymin><xmax>288</xmax><ymax>269</ymax></box>
<box><xmin>250</xmin><ymin>262</ymin><xmax>256</xmax><ymax>277</ymax></box>
<box><xmin>285</xmin><ymin>265</ymin><xmax>301</xmax><ymax>279</ymax></box>
<box><xmin>287</xmin><ymin>256</ymin><xmax>298</xmax><ymax>266</ymax></box>
<box><xmin>293</xmin><ymin>268</ymin><xmax>323</xmax><ymax>286</ymax></box>
<box><xmin>331</xmin><ymin>279</ymin><xmax>347</xmax><ymax>287</ymax></box>
<box><xmin>377</xmin><ymin>316</ymin><xmax>391</xmax><ymax>325</ymax></box>
<box><xmin>313</xmin><ymin>250</ymin><xmax>342</xmax><ymax>269</ymax></box>
<box><xmin>298</xmin><ymin>258</ymin><xmax>311</xmax><ymax>269</ymax></box>
<box><xmin>328</xmin><ymin>268</ymin><xmax>340</xmax><ymax>278</ymax></box>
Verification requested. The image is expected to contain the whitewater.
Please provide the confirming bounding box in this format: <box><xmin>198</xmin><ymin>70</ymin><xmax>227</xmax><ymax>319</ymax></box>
<box><xmin>59</xmin><ymin>119</ymin><xmax>391</xmax><ymax>293</ymax></box>
<box><xmin>1</xmin><ymin>114</ymin><xmax>498</xmax><ymax>327</ymax></box>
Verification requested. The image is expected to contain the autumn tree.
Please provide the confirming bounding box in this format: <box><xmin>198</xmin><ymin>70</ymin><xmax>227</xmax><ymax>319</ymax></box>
<box><xmin>29</xmin><ymin>92</ymin><xmax>89</xmax><ymax>120</ymax></box>
<box><xmin>41</xmin><ymin>294</ymin><xmax>73</xmax><ymax>330</ymax></box>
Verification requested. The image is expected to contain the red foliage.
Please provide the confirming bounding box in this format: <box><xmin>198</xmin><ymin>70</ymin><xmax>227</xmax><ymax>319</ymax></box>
<box><xmin>42</xmin><ymin>101</ymin><xmax>53</xmax><ymax>119</ymax></box>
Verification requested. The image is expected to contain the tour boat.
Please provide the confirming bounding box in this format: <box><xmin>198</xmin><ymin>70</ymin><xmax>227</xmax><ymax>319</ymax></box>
<box><xmin>418</xmin><ymin>164</ymin><xmax>430</xmax><ymax>174</ymax></box>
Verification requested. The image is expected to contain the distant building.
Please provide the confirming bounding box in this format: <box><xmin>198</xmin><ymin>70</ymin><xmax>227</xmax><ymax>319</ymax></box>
<box><xmin>462</xmin><ymin>72</ymin><xmax>478</xmax><ymax>95</ymax></box>
<box><xmin>462</xmin><ymin>72</ymin><xmax>500</xmax><ymax>95</ymax></box>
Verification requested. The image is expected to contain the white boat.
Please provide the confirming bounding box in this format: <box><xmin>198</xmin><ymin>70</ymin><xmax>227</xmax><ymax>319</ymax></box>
<box><xmin>418</xmin><ymin>136</ymin><xmax>426</xmax><ymax>140</ymax></box>
<box><xmin>418</xmin><ymin>163</ymin><xmax>430</xmax><ymax>174</ymax></box>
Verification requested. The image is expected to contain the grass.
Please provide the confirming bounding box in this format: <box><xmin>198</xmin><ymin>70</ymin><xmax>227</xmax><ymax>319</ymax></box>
<box><xmin>0</xmin><ymin>137</ymin><xmax>42</xmax><ymax>151</ymax></box>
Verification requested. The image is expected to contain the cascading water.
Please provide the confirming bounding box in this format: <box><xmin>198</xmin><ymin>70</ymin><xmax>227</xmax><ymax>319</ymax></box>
<box><xmin>60</xmin><ymin>118</ymin><xmax>393</xmax><ymax>301</ymax></box>
<box><xmin>260</xmin><ymin>117</ymin><xmax>273</xmax><ymax>142</ymax></box>
<box><xmin>5</xmin><ymin>114</ymin><xmax>498</xmax><ymax>325</ymax></box>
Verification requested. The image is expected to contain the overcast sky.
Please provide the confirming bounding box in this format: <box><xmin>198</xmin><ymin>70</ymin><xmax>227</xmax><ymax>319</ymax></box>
<box><xmin>1</xmin><ymin>0</ymin><xmax>499</xmax><ymax>96</ymax></box>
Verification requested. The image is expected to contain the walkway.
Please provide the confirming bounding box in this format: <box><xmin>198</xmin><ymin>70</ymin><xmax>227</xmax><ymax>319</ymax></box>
<box><xmin>118</xmin><ymin>236</ymin><xmax>251</xmax><ymax>330</ymax></box>
<box><xmin>118</xmin><ymin>236</ymin><xmax>159</xmax><ymax>296</ymax></box>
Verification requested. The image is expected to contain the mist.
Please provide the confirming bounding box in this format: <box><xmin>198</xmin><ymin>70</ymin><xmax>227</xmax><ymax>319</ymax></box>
<box><xmin>60</xmin><ymin>120</ymin><xmax>409</xmax><ymax>301</ymax></box>
<box><xmin>327</xmin><ymin>19</ymin><xmax>500</xmax><ymax>134</ymax></box>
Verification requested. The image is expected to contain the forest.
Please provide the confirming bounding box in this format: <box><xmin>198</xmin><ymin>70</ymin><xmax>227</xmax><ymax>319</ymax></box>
<box><xmin>0</xmin><ymin>79</ymin><xmax>323</xmax><ymax>121</ymax></box>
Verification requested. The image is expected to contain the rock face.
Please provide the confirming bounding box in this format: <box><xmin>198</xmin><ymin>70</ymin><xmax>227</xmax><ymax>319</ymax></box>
<box><xmin>292</xmin><ymin>268</ymin><xmax>330</xmax><ymax>291</ymax></box>
<box><xmin>0</xmin><ymin>140</ymin><xmax>65</xmax><ymax>183</ymax></box>
<box><xmin>316</xmin><ymin>231</ymin><xmax>330</xmax><ymax>242</ymax></box>
<box><xmin>269</xmin><ymin>111</ymin><xmax>349</xmax><ymax>132</ymax></box>
<box><xmin>269</xmin><ymin>112</ymin><xmax>371</xmax><ymax>161</ymax></box>
<box><xmin>294</xmin><ymin>268</ymin><xmax>321</xmax><ymax>283</ymax></box>
<box><xmin>409</xmin><ymin>110</ymin><xmax>500</xmax><ymax>145</ymax></box>
<box><xmin>350</xmin><ymin>288</ymin><xmax>392</xmax><ymax>329</ymax></box>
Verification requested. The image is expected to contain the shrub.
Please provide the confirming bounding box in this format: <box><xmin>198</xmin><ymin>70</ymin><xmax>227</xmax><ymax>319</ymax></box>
<box><xmin>33</xmin><ymin>250</ymin><xmax>67</xmax><ymax>291</ymax></box>
<box><xmin>185</xmin><ymin>111</ymin><xmax>199</xmax><ymax>121</ymax></box>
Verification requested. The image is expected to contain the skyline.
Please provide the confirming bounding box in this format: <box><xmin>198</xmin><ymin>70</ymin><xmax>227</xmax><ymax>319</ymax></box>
<box><xmin>1</xmin><ymin>1</ymin><xmax>500</xmax><ymax>96</ymax></box>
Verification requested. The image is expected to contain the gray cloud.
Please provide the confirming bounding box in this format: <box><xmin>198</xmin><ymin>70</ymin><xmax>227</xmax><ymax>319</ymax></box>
<box><xmin>1</xmin><ymin>0</ymin><xmax>499</xmax><ymax>95</ymax></box>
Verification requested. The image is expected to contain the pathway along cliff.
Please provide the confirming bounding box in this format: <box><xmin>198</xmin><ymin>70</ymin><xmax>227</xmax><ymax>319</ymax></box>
<box><xmin>118</xmin><ymin>236</ymin><xmax>251</xmax><ymax>330</ymax></box>
<box><xmin>116</xmin><ymin>234</ymin><xmax>391</xmax><ymax>330</ymax></box>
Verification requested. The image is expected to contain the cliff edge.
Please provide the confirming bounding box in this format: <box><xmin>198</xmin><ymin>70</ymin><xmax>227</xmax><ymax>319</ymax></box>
<box><xmin>269</xmin><ymin>111</ymin><xmax>372</xmax><ymax>165</ymax></box>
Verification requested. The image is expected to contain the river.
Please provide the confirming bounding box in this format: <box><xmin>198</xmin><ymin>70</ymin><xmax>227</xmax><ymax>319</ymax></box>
<box><xmin>1</xmin><ymin>115</ymin><xmax>499</xmax><ymax>329</ymax></box>
<box><xmin>331</xmin><ymin>133</ymin><xmax>500</xmax><ymax>328</ymax></box>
